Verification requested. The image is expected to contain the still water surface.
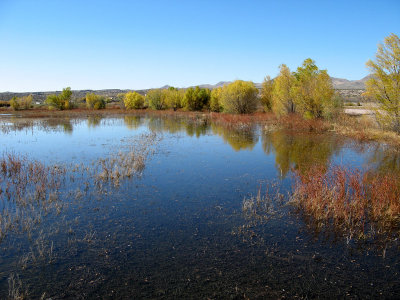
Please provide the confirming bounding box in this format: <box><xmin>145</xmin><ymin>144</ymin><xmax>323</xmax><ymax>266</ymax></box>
<box><xmin>0</xmin><ymin>114</ymin><xmax>399</xmax><ymax>298</ymax></box>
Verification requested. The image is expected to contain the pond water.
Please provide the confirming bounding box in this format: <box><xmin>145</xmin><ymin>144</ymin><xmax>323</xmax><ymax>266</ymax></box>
<box><xmin>0</xmin><ymin>114</ymin><xmax>399</xmax><ymax>298</ymax></box>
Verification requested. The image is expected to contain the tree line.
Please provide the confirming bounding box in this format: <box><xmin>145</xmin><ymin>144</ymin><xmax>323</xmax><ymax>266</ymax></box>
<box><xmin>41</xmin><ymin>57</ymin><xmax>343</xmax><ymax>119</ymax></box>
<box><xmin>5</xmin><ymin>34</ymin><xmax>400</xmax><ymax>132</ymax></box>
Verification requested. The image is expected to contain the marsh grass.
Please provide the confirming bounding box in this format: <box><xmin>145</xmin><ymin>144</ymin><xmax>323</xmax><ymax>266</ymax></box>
<box><xmin>264</xmin><ymin>112</ymin><xmax>400</xmax><ymax>145</ymax></box>
<box><xmin>276</xmin><ymin>113</ymin><xmax>331</xmax><ymax>133</ymax></box>
<box><xmin>331</xmin><ymin>113</ymin><xmax>400</xmax><ymax>145</ymax></box>
<box><xmin>239</xmin><ymin>166</ymin><xmax>400</xmax><ymax>249</ymax></box>
<box><xmin>291</xmin><ymin>165</ymin><xmax>400</xmax><ymax>244</ymax></box>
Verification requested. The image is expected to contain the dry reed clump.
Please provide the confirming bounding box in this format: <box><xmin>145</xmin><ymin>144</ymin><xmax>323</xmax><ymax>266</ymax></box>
<box><xmin>291</xmin><ymin>165</ymin><xmax>400</xmax><ymax>243</ymax></box>
<box><xmin>0</xmin><ymin>153</ymin><xmax>66</xmax><ymax>242</ymax></box>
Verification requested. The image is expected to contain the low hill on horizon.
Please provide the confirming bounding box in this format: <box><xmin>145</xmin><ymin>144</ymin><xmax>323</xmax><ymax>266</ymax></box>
<box><xmin>0</xmin><ymin>76</ymin><xmax>370</xmax><ymax>103</ymax></box>
<box><xmin>195</xmin><ymin>76</ymin><xmax>370</xmax><ymax>90</ymax></box>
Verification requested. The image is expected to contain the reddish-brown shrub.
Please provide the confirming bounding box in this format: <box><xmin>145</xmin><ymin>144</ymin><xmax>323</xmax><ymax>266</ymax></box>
<box><xmin>292</xmin><ymin>165</ymin><xmax>400</xmax><ymax>242</ymax></box>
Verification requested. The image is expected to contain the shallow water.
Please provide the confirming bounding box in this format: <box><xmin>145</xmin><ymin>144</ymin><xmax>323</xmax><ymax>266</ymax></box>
<box><xmin>0</xmin><ymin>114</ymin><xmax>399</xmax><ymax>298</ymax></box>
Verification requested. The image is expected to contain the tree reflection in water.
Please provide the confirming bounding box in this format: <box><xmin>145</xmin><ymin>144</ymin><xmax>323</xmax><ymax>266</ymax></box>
<box><xmin>262</xmin><ymin>130</ymin><xmax>343</xmax><ymax>178</ymax></box>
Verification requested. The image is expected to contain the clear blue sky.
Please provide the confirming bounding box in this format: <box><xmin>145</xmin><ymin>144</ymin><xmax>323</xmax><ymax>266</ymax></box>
<box><xmin>0</xmin><ymin>0</ymin><xmax>399</xmax><ymax>92</ymax></box>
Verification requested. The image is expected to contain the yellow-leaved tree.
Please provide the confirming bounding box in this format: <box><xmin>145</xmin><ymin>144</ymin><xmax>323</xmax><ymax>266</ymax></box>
<box><xmin>163</xmin><ymin>87</ymin><xmax>184</xmax><ymax>111</ymax></box>
<box><xmin>365</xmin><ymin>33</ymin><xmax>400</xmax><ymax>132</ymax></box>
<box><xmin>10</xmin><ymin>95</ymin><xmax>33</xmax><ymax>110</ymax></box>
<box><xmin>86</xmin><ymin>93</ymin><xmax>106</xmax><ymax>109</ymax></box>
<box><xmin>46</xmin><ymin>87</ymin><xmax>73</xmax><ymax>110</ymax></box>
<box><xmin>210</xmin><ymin>87</ymin><xmax>223</xmax><ymax>112</ymax></box>
<box><xmin>220</xmin><ymin>80</ymin><xmax>259</xmax><ymax>114</ymax></box>
<box><xmin>292</xmin><ymin>59</ymin><xmax>335</xmax><ymax>119</ymax></box>
<box><xmin>260</xmin><ymin>76</ymin><xmax>274</xmax><ymax>112</ymax></box>
<box><xmin>271</xmin><ymin>64</ymin><xmax>296</xmax><ymax>116</ymax></box>
<box><xmin>124</xmin><ymin>92</ymin><xmax>144</xmax><ymax>109</ymax></box>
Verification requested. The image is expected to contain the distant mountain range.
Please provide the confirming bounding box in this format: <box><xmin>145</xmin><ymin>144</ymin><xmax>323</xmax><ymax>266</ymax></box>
<box><xmin>331</xmin><ymin>75</ymin><xmax>371</xmax><ymax>90</ymax></box>
<box><xmin>0</xmin><ymin>76</ymin><xmax>370</xmax><ymax>103</ymax></box>
<box><xmin>195</xmin><ymin>76</ymin><xmax>371</xmax><ymax>90</ymax></box>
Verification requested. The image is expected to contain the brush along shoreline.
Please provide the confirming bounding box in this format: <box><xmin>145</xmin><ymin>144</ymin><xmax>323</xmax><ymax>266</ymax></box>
<box><xmin>1</xmin><ymin>108</ymin><xmax>399</xmax><ymax>146</ymax></box>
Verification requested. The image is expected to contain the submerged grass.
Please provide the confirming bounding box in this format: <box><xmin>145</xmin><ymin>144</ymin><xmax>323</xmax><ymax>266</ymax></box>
<box><xmin>7</xmin><ymin>273</ymin><xmax>28</xmax><ymax>300</ymax></box>
<box><xmin>237</xmin><ymin>183</ymin><xmax>286</xmax><ymax>245</ymax></box>
<box><xmin>0</xmin><ymin>132</ymin><xmax>160</xmax><ymax>244</ymax></box>
<box><xmin>0</xmin><ymin>132</ymin><xmax>161</xmax><ymax>297</ymax></box>
<box><xmin>0</xmin><ymin>153</ymin><xmax>66</xmax><ymax>242</ymax></box>
<box><xmin>93</xmin><ymin>132</ymin><xmax>160</xmax><ymax>188</ymax></box>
